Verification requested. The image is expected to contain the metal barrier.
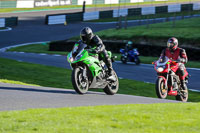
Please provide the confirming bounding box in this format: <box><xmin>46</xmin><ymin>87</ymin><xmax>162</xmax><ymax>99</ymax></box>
<box><xmin>0</xmin><ymin>17</ymin><xmax>18</xmax><ymax>28</ymax></box>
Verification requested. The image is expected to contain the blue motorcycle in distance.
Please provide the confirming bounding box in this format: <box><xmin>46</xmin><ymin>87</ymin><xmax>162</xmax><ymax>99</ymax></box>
<box><xmin>120</xmin><ymin>48</ymin><xmax>140</xmax><ymax>65</ymax></box>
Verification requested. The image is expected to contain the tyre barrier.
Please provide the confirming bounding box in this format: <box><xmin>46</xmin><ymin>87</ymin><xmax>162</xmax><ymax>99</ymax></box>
<box><xmin>0</xmin><ymin>17</ymin><xmax>18</xmax><ymax>28</ymax></box>
<box><xmin>45</xmin><ymin>2</ymin><xmax>200</xmax><ymax>25</ymax></box>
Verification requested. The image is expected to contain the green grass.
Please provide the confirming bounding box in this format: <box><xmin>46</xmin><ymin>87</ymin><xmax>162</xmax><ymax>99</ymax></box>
<box><xmin>0</xmin><ymin>27</ymin><xmax>6</xmax><ymax>30</ymax></box>
<box><xmin>8</xmin><ymin>44</ymin><xmax>200</xmax><ymax>68</ymax></box>
<box><xmin>88</xmin><ymin>10</ymin><xmax>200</xmax><ymax>22</ymax></box>
<box><xmin>0</xmin><ymin>103</ymin><xmax>200</xmax><ymax>133</ymax></box>
<box><xmin>0</xmin><ymin>57</ymin><xmax>199</xmax><ymax>102</ymax></box>
<box><xmin>95</xmin><ymin>17</ymin><xmax>200</xmax><ymax>47</ymax></box>
<box><xmin>0</xmin><ymin>79</ymin><xmax>40</xmax><ymax>86</ymax></box>
<box><xmin>8</xmin><ymin>43</ymin><xmax>68</xmax><ymax>55</ymax></box>
<box><xmin>0</xmin><ymin>0</ymin><xmax>193</xmax><ymax>13</ymax></box>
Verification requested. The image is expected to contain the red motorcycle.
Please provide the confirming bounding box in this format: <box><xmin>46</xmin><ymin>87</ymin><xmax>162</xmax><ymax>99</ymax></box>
<box><xmin>153</xmin><ymin>56</ymin><xmax>189</xmax><ymax>102</ymax></box>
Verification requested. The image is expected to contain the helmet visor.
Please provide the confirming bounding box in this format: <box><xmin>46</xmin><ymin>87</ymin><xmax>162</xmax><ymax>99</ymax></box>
<box><xmin>80</xmin><ymin>34</ymin><xmax>87</xmax><ymax>43</ymax></box>
<box><xmin>167</xmin><ymin>42</ymin><xmax>174</xmax><ymax>48</ymax></box>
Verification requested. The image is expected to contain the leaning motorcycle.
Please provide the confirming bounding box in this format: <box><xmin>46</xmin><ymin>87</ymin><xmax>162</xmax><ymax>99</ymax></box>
<box><xmin>153</xmin><ymin>56</ymin><xmax>189</xmax><ymax>102</ymax></box>
<box><xmin>67</xmin><ymin>42</ymin><xmax>119</xmax><ymax>95</ymax></box>
<box><xmin>120</xmin><ymin>48</ymin><xmax>140</xmax><ymax>65</ymax></box>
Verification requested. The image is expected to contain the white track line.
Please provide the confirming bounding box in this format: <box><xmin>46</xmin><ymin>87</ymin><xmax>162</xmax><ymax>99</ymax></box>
<box><xmin>0</xmin><ymin>41</ymin><xmax>49</xmax><ymax>52</ymax></box>
<box><xmin>0</xmin><ymin>27</ymin><xmax>12</xmax><ymax>32</ymax></box>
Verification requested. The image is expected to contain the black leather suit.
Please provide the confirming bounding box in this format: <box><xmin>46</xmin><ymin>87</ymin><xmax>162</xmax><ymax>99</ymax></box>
<box><xmin>82</xmin><ymin>35</ymin><xmax>113</xmax><ymax>72</ymax></box>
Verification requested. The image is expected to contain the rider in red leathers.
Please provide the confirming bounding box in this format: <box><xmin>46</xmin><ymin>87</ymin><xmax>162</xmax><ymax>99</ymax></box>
<box><xmin>160</xmin><ymin>37</ymin><xmax>188</xmax><ymax>92</ymax></box>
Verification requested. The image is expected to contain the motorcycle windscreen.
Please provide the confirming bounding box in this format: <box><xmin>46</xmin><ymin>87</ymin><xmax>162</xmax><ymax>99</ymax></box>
<box><xmin>72</xmin><ymin>43</ymin><xmax>87</xmax><ymax>58</ymax></box>
<box><xmin>157</xmin><ymin>56</ymin><xmax>169</xmax><ymax>66</ymax></box>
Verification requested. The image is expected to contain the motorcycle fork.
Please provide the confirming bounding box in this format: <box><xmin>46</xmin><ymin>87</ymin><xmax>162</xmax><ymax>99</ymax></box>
<box><xmin>80</xmin><ymin>66</ymin><xmax>87</xmax><ymax>79</ymax></box>
<box><xmin>170</xmin><ymin>74</ymin><xmax>174</xmax><ymax>89</ymax></box>
<box><xmin>165</xmin><ymin>74</ymin><xmax>169</xmax><ymax>90</ymax></box>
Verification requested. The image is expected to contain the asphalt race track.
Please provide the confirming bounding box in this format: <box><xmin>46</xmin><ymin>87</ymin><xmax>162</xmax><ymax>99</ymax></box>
<box><xmin>0</xmin><ymin>82</ymin><xmax>180</xmax><ymax>111</ymax></box>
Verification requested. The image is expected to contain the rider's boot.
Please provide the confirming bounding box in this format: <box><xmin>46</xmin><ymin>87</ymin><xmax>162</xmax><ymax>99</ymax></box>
<box><xmin>104</xmin><ymin>53</ymin><xmax>115</xmax><ymax>81</ymax></box>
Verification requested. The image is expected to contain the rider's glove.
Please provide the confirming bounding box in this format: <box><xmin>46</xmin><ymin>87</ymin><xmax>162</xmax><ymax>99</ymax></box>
<box><xmin>176</xmin><ymin>58</ymin><xmax>181</xmax><ymax>63</ymax></box>
<box><xmin>176</xmin><ymin>58</ymin><xmax>186</xmax><ymax>63</ymax></box>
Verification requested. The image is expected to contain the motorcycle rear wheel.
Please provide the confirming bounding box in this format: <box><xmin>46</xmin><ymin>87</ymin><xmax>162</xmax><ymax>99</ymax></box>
<box><xmin>156</xmin><ymin>77</ymin><xmax>168</xmax><ymax>99</ymax></box>
<box><xmin>175</xmin><ymin>88</ymin><xmax>188</xmax><ymax>102</ymax></box>
<box><xmin>72</xmin><ymin>67</ymin><xmax>89</xmax><ymax>94</ymax></box>
<box><xmin>103</xmin><ymin>71</ymin><xmax>119</xmax><ymax>95</ymax></box>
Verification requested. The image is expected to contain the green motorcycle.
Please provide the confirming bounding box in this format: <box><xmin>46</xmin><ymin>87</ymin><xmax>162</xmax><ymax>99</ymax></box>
<box><xmin>67</xmin><ymin>42</ymin><xmax>119</xmax><ymax>95</ymax></box>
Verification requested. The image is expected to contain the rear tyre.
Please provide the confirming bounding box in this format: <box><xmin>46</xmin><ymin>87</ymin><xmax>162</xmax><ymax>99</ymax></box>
<box><xmin>103</xmin><ymin>71</ymin><xmax>119</xmax><ymax>95</ymax></box>
<box><xmin>176</xmin><ymin>86</ymin><xmax>188</xmax><ymax>102</ymax></box>
<box><xmin>72</xmin><ymin>67</ymin><xmax>89</xmax><ymax>94</ymax></box>
<box><xmin>155</xmin><ymin>77</ymin><xmax>168</xmax><ymax>99</ymax></box>
<box><xmin>121</xmin><ymin>56</ymin><xmax>127</xmax><ymax>64</ymax></box>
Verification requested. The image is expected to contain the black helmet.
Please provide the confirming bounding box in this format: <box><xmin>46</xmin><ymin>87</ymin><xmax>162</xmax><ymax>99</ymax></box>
<box><xmin>80</xmin><ymin>27</ymin><xmax>93</xmax><ymax>43</ymax></box>
<box><xmin>167</xmin><ymin>37</ymin><xmax>178</xmax><ymax>51</ymax></box>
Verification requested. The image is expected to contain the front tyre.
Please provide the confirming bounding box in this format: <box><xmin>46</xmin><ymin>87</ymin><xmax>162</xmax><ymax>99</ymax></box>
<box><xmin>121</xmin><ymin>56</ymin><xmax>127</xmax><ymax>64</ymax></box>
<box><xmin>103</xmin><ymin>71</ymin><xmax>119</xmax><ymax>95</ymax></box>
<box><xmin>72</xmin><ymin>67</ymin><xmax>89</xmax><ymax>94</ymax></box>
<box><xmin>155</xmin><ymin>77</ymin><xmax>168</xmax><ymax>99</ymax></box>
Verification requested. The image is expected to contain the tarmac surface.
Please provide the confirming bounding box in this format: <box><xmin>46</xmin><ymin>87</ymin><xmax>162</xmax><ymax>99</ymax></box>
<box><xmin>0</xmin><ymin>82</ymin><xmax>179</xmax><ymax>111</ymax></box>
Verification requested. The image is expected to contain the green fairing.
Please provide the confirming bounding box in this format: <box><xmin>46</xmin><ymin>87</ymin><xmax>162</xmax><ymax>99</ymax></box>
<box><xmin>67</xmin><ymin>43</ymin><xmax>112</xmax><ymax>77</ymax></box>
<box><xmin>67</xmin><ymin>50</ymin><xmax>102</xmax><ymax>77</ymax></box>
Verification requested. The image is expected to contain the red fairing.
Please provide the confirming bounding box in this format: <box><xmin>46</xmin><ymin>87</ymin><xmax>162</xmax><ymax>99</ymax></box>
<box><xmin>154</xmin><ymin>62</ymin><xmax>169</xmax><ymax>73</ymax></box>
<box><xmin>168</xmin><ymin>87</ymin><xmax>177</xmax><ymax>96</ymax></box>
<box><xmin>170</xmin><ymin>62</ymin><xmax>179</xmax><ymax>73</ymax></box>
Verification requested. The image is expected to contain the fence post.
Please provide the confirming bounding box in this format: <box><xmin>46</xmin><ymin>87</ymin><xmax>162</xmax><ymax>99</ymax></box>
<box><xmin>124</xmin><ymin>15</ymin><xmax>127</xmax><ymax>29</ymax></box>
<box><xmin>116</xmin><ymin>15</ymin><xmax>122</xmax><ymax>30</ymax></box>
<box><xmin>82</xmin><ymin>1</ymin><xmax>86</xmax><ymax>13</ymax></box>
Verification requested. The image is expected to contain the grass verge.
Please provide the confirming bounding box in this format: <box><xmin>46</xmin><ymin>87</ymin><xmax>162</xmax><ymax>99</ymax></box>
<box><xmin>8</xmin><ymin>44</ymin><xmax>200</xmax><ymax>68</ymax></box>
<box><xmin>0</xmin><ymin>103</ymin><xmax>200</xmax><ymax>133</ymax></box>
<box><xmin>95</xmin><ymin>17</ymin><xmax>200</xmax><ymax>47</ymax></box>
<box><xmin>0</xmin><ymin>57</ymin><xmax>199</xmax><ymax>102</ymax></box>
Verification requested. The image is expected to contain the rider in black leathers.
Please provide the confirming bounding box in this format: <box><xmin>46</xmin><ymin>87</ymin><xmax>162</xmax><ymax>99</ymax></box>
<box><xmin>79</xmin><ymin>27</ymin><xmax>113</xmax><ymax>77</ymax></box>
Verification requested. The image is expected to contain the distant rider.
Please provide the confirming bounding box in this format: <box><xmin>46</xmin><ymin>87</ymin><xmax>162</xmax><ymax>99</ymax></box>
<box><xmin>160</xmin><ymin>37</ymin><xmax>188</xmax><ymax>92</ymax></box>
<box><xmin>125</xmin><ymin>41</ymin><xmax>133</xmax><ymax>53</ymax></box>
<box><xmin>79</xmin><ymin>27</ymin><xmax>113</xmax><ymax>78</ymax></box>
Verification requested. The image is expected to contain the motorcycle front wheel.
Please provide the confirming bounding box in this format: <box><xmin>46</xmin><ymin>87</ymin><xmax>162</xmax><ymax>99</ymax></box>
<box><xmin>156</xmin><ymin>77</ymin><xmax>168</xmax><ymax>99</ymax></box>
<box><xmin>72</xmin><ymin>67</ymin><xmax>89</xmax><ymax>94</ymax></box>
<box><xmin>103</xmin><ymin>71</ymin><xmax>119</xmax><ymax>95</ymax></box>
<box><xmin>121</xmin><ymin>56</ymin><xmax>127</xmax><ymax>64</ymax></box>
